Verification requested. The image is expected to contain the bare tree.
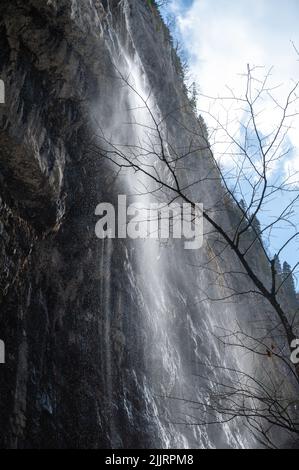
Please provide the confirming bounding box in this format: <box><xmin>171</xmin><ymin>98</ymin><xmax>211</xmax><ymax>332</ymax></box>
<box><xmin>89</xmin><ymin>63</ymin><xmax>299</xmax><ymax>446</ymax></box>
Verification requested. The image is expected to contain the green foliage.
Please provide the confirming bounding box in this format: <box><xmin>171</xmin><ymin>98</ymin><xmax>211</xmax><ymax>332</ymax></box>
<box><xmin>239</xmin><ymin>199</ymin><xmax>247</xmax><ymax>213</ymax></box>
<box><xmin>251</xmin><ymin>214</ymin><xmax>261</xmax><ymax>236</ymax></box>
<box><xmin>188</xmin><ymin>82</ymin><xmax>198</xmax><ymax>114</ymax></box>
<box><xmin>147</xmin><ymin>0</ymin><xmax>169</xmax><ymax>10</ymax></box>
<box><xmin>197</xmin><ymin>114</ymin><xmax>209</xmax><ymax>140</ymax></box>
<box><xmin>282</xmin><ymin>261</ymin><xmax>297</xmax><ymax>300</ymax></box>
<box><xmin>155</xmin><ymin>1</ymin><xmax>190</xmax><ymax>90</ymax></box>
<box><xmin>274</xmin><ymin>254</ymin><xmax>282</xmax><ymax>275</ymax></box>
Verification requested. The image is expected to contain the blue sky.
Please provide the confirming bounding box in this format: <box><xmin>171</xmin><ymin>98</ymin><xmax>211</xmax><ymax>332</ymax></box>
<box><xmin>162</xmin><ymin>0</ymin><xmax>299</xmax><ymax>272</ymax></box>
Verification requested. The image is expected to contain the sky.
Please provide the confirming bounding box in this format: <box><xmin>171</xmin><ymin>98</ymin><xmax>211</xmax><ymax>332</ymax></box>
<box><xmin>162</xmin><ymin>0</ymin><xmax>299</xmax><ymax>272</ymax></box>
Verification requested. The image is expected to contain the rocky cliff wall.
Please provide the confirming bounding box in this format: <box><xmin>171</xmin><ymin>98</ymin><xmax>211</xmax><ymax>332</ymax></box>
<box><xmin>0</xmin><ymin>0</ymin><xmax>296</xmax><ymax>449</ymax></box>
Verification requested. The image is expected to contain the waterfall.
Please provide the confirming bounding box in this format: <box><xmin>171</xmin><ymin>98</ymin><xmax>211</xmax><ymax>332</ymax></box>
<box><xmin>84</xmin><ymin>0</ymin><xmax>298</xmax><ymax>448</ymax></box>
<box><xmin>90</xmin><ymin>0</ymin><xmax>258</xmax><ymax>448</ymax></box>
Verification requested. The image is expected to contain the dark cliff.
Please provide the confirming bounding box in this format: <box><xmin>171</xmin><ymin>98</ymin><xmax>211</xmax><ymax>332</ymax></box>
<box><xmin>0</xmin><ymin>0</ymin><xmax>153</xmax><ymax>448</ymax></box>
<box><xmin>0</xmin><ymin>0</ymin><xmax>297</xmax><ymax>449</ymax></box>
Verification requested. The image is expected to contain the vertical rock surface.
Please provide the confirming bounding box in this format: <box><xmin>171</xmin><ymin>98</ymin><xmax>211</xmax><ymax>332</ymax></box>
<box><xmin>0</xmin><ymin>0</ymin><xmax>296</xmax><ymax>449</ymax></box>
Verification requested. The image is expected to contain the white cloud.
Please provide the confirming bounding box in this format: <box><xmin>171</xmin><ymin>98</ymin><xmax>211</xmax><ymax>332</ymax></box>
<box><xmin>173</xmin><ymin>0</ymin><xmax>299</xmax><ymax>84</ymax></box>
<box><xmin>165</xmin><ymin>0</ymin><xmax>299</xmax><ymax>263</ymax></box>
<box><xmin>167</xmin><ymin>0</ymin><xmax>299</xmax><ymax>178</ymax></box>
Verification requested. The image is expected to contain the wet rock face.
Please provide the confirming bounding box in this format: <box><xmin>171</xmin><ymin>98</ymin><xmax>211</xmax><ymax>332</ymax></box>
<box><xmin>0</xmin><ymin>0</ymin><xmax>105</xmax><ymax>448</ymax></box>
<box><xmin>0</xmin><ymin>0</ymin><xmax>164</xmax><ymax>449</ymax></box>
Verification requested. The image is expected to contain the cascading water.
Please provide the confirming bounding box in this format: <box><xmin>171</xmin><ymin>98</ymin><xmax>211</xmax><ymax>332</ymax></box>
<box><xmin>92</xmin><ymin>0</ymin><xmax>259</xmax><ymax>448</ymax></box>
